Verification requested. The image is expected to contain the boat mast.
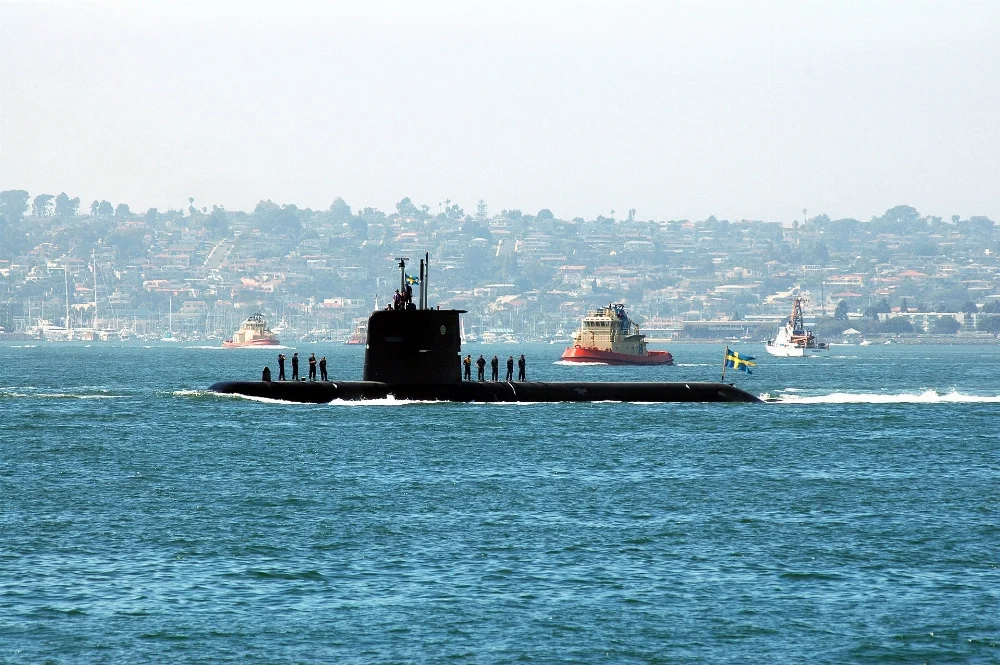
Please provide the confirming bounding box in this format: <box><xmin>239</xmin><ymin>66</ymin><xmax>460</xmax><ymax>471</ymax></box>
<box><xmin>92</xmin><ymin>250</ymin><xmax>98</xmax><ymax>330</ymax></box>
<box><xmin>64</xmin><ymin>267</ymin><xmax>70</xmax><ymax>330</ymax></box>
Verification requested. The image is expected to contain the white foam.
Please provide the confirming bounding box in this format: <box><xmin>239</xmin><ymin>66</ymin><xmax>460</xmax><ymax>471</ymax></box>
<box><xmin>773</xmin><ymin>390</ymin><xmax>1000</xmax><ymax>404</ymax></box>
<box><xmin>1</xmin><ymin>391</ymin><xmax>122</xmax><ymax>399</ymax></box>
<box><xmin>553</xmin><ymin>360</ymin><xmax>607</xmax><ymax>366</ymax></box>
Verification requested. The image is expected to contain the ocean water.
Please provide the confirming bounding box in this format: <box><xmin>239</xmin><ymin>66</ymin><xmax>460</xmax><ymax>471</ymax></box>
<box><xmin>1</xmin><ymin>341</ymin><xmax>998</xmax><ymax>663</ymax></box>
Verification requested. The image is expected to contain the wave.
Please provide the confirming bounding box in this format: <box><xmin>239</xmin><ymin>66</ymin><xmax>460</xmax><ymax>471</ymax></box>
<box><xmin>769</xmin><ymin>389</ymin><xmax>1000</xmax><ymax>404</ymax></box>
<box><xmin>0</xmin><ymin>390</ymin><xmax>124</xmax><ymax>399</ymax></box>
<box><xmin>553</xmin><ymin>360</ymin><xmax>607</xmax><ymax>366</ymax></box>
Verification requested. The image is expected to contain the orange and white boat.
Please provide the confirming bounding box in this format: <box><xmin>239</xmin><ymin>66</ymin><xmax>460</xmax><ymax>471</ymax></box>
<box><xmin>345</xmin><ymin>318</ymin><xmax>367</xmax><ymax>345</ymax></box>
<box><xmin>222</xmin><ymin>313</ymin><xmax>280</xmax><ymax>347</ymax></box>
<box><xmin>561</xmin><ymin>303</ymin><xmax>673</xmax><ymax>365</ymax></box>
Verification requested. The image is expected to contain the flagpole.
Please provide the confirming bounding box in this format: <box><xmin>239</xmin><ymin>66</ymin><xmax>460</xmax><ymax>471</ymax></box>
<box><xmin>721</xmin><ymin>346</ymin><xmax>729</xmax><ymax>382</ymax></box>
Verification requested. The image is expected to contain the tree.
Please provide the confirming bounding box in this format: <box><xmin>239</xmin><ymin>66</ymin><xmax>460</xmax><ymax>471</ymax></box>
<box><xmin>90</xmin><ymin>200</ymin><xmax>100</xmax><ymax>216</ymax></box>
<box><xmin>476</xmin><ymin>199</ymin><xmax>488</xmax><ymax>220</ymax></box>
<box><xmin>931</xmin><ymin>316</ymin><xmax>961</xmax><ymax>334</ymax></box>
<box><xmin>54</xmin><ymin>192</ymin><xmax>80</xmax><ymax>217</ymax></box>
<box><xmin>960</xmin><ymin>301</ymin><xmax>978</xmax><ymax>314</ymax></box>
<box><xmin>872</xmin><ymin>204</ymin><xmax>923</xmax><ymax>234</ymax></box>
<box><xmin>983</xmin><ymin>300</ymin><xmax>1000</xmax><ymax>314</ymax></box>
<box><xmin>880</xmin><ymin>317</ymin><xmax>914</xmax><ymax>334</ymax></box>
<box><xmin>976</xmin><ymin>315</ymin><xmax>1000</xmax><ymax>334</ymax></box>
<box><xmin>32</xmin><ymin>194</ymin><xmax>54</xmax><ymax>217</ymax></box>
<box><xmin>207</xmin><ymin>205</ymin><xmax>229</xmax><ymax>236</ymax></box>
<box><xmin>0</xmin><ymin>190</ymin><xmax>30</xmax><ymax>226</ymax></box>
<box><xmin>145</xmin><ymin>208</ymin><xmax>159</xmax><ymax>225</ymax></box>
<box><xmin>899</xmin><ymin>298</ymin><xmax>909</xmax><ymax>313</ymax></box>
<box><xmin>348</xmin><ymin>215</ymin><xmax>368</xmax><ymax>239</ymax></box>
<box><xmin>834</xmin><ymin>300</ymin><xmax>849</xmax><ymax>321</ymax></box>
<box><xmin>537</xmin><ymin>208</ymin><xmax>554</xmax><ymax>220</ymax></box>
<box><xmin>864</xmin><ymin>298</ymin><xmax>891</xmax><ymax>319</ymax></box>
<box><xmin>395</xmin><ymin>197</ymin><xmax>418</xmax><ymax>218</ymax></box>
<box><xmin>115</xmin><ymin>203</ymin><xmax>131</xmax><ymax>219</ymax></box>
<box><xmin>253</xmin><ymin>199</ymin><xmax>302</xmax><ymax>235</ymax></box>
<box><xmin>628</xmin><ymin>208</ymin><xmax>636</xmax><ymax>223</ymax></box>
<box><xmin>445</xmin><ymin>204</ymin><xmax>464</xmax><ymax>220</ymax></box>
<box><xmin>329</xmin><ymin>197</ymin><xmax>352</xmax><ymax>221</ymax></box>
<box><xmin>97</xmin><ymin>200</ymin><xmax>114</xmax><ymax>216</ymax></box>
<box><xmin>188</xmin><ymin>197</ymin><xmax>197</xmax><ymax>216</ymax></box>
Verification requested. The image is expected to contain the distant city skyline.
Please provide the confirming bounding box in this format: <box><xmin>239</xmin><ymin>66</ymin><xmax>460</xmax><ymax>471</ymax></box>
<box><xmin>2</xmin><ymin>0</ymin><xmax>998</xmax><ymax>223</ymax></box>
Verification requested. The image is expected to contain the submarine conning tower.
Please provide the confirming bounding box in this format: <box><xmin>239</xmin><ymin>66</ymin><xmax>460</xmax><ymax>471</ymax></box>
<box><xmin>362</xmin><ymin>254</ymin><xmax>466</xmax><ymax>385</ymax></box>
<box><xmin>363</xmin><ymin>308</ymin><xmax>465</xmax><ymax>384</ymax></box>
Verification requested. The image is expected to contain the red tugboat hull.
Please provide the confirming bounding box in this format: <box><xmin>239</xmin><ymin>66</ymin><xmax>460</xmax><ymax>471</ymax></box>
<box><xmin>222</xmin><ymin>338</ymin><xmax>281</xmax><ymax>348</ymax></box>
<box><xmin>561</xmin><ymin>346</ymin><xmax>673</xmax><ymax>365</ymax></box>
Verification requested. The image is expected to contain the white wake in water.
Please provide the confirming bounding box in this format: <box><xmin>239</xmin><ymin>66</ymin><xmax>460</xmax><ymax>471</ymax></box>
<box><xmin>553</xmin><ymin>360</ymin><xmax>607</xmax><ymax>366</ymax></box>
<box><xmin>771</xmin><ymin>390</ymin><xmax>1000</xmax><ymax>404</ymax></box>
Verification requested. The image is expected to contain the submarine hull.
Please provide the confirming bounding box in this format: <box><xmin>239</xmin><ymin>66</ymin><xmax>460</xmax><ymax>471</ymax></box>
<box><xmin>209</xmin><ymin>380</ymin><xmax>761</xmax><ymax>403</ymax></box>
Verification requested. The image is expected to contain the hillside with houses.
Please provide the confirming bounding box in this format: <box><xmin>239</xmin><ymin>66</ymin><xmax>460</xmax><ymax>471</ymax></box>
<box><xmin>2</xmin><ymin>190</ymin><xmax>1000</xmax><ymax>343</ymax></box>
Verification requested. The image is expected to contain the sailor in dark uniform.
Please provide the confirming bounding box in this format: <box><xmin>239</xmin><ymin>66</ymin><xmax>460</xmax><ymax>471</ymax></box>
<box><xmin>262</xmin><ymin>366</ymin><xmax>272</xmax><ymax>381</ymax></box>
<box><xmin>490</xmin><ymin>355</ymin><xmax>499</xmax><ymax>381</ymax></box>
<box><xmin>277</xmin><ymin>353</ymin><xmax>286</xmax><ymax>380</ymax></box>
<box><xmin>463</xmin><ymin>355</ymin><xmax>472</xmax><ymax>381</ymax></box>
<box><xmin>506</xmin><ymin>355</ymin><xmax>514</xmax><ymax>381</ymax></box>
<box><xmin>476</xmin><ymin>355</ymin><xmax>486</xmax><ymax>381</ymax></box>
<box><xmin>291</xmin><ymin>353</ymin><xmax>299</xmax><ymax>381</ymax></box>
<box><xmin>319</xmin><ymin>356</ymin><xmax>328</xmax><ymax>381</ymax></box>
<box><xmin>517</xmin><ymin>354</ymin><xmax>526</xmax><ymax>381</ymax></box>
<box><xmin>308</xmin><ymin>353</ymin><xmax>317</xmax><ymax>380</ymax></box>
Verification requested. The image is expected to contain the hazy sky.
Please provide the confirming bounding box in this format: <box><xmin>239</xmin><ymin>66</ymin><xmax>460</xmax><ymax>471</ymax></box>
<box><xmin>2</xmin><ymin>0</ymin><xmax>998</xmax><ymax>223</ymax></box>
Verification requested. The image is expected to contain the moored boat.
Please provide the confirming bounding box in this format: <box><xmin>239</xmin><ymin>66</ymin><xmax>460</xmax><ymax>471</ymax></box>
<box><xmin>764</xmin><ymin>296</ymin><xmax>827</xmax><ymax>357</ymax></box>
<box><xmin>222</xmin><ymin>313</ymin><xmax>280</xmax><ymax>347</ymax></box>
<box><xmin>561</xmin><ymin>303</ymin><xmax>673</xmax><ymax>365</ymax></box>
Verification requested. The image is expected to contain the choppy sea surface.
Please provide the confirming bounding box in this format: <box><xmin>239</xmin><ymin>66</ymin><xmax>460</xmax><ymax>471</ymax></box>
<box><xmin>1</xmin><ymin>340</ymin><xmax>998</xmax><ymax>663</ymax></box>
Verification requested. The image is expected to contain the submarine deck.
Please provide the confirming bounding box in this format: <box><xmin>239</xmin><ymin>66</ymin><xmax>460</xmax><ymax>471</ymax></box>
<box><xmin>209</xmin><ymin>380</ymin><xmax>761</xmax><ymax>403</ymax></box>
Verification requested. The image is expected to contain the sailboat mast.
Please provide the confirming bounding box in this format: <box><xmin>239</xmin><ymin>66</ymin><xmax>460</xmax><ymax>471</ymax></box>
<box><xmin>92</xmin><ymin>251</ymin><xmax>98</xmax><ymax>330</ymax></box>
<box><xmin>64</xmin><ymin>268</ymin><xmax>70</xmax><ymax>330</ymax></box>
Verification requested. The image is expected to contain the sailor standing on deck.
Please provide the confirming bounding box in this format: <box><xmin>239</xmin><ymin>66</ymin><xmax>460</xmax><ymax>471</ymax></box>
<box><xmin>476</xmin><ymin>355</ymin><xmax>486</xmax><ymax>381</ymax></box>
<box><xmin>277</xmin><ymin>353</ymin><xmax>286</xmax><ymax>381</ymax></box>
<box><xmin>517</xmin><ymin>354</ymin><xmax>526</xmax><ymax>381</ymax></box>
<box><xmin>308</xmin><ymin>353</ymin><xmax>317</xmax><ymax>380</ymax></box>
<box><xmin>463</xmin><ymin>355</ymin><xmax>472</xmax><ymax>381</ymax></box>
<box><xmin>319</xmin><ymin>356</ymin><xmax>327</xmax><ymax>381</ymax></box>
<box><xmin>490</xmin><ymin>355</ymin><xmax>499</xmax><ymax>381</ymax></box>
<box><xmin>506</xmin><ymin>355</ymin><xmax>514</xmax><ymax>381</ymax></box>
<box><xmin>291</xmin><ymin>353</ymin><xmax>299</xmax><ymax>381</ymax></box>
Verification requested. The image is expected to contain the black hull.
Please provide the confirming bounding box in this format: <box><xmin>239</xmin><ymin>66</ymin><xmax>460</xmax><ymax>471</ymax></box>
<box><xmin>208</xmin><ymin>380</ymin><xmax>761</xmax><ymax>403</ymax></box>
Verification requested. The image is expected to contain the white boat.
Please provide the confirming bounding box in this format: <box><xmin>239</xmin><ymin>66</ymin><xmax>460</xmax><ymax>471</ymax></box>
<box><xmin>764</xmin><ymin>296</ymin><xmax>828</xmax><ymax>357</ymax></box>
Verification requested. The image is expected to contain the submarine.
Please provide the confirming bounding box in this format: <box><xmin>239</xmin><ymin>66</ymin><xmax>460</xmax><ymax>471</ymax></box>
<box><xmin>210</xmin><ymin>257</ymin><xmax>760</xmax><ymax>404</ymax></box>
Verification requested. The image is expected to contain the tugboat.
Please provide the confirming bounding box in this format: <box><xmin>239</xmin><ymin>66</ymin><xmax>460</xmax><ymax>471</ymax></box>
<box><xmin>560</xmin><ymin>303</ymin><xmax>673</xmax><ymax>365</ymax></box>
<box><xmin>209</xmin><ymin>257</ymin><xmax>758</xmax><ymax>403</ymax></box>
<box><xmin>345</xmin><ymin>318</ymin><xmax>368</xmax><ymax>345</ymax></box>
<box><xmin>222</xmin><ymin>313</ymin><xmax>280</xmax><ymax>348</ymax></box>
<box><xmin>764</xmin><ymin>296</ymin><xmax>827</xmax><ymax>357</ymax></box>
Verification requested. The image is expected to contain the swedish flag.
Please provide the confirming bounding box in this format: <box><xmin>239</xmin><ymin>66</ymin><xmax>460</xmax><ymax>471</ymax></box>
<box><xmin>725</xmin><ymin>348</ymin><xmax>756</xmax><ymax>373</ymax></box>
<box><xmin>405</xmin><ymin>273</ymin><xmax>420</xmax><ymax>286</ymax></box>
